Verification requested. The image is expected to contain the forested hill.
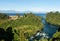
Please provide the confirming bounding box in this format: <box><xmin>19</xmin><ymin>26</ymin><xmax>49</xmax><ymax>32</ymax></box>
<box><xmin>46</xmin><ymin>11</ymin><xmax>60</xmax><ymax>25</ymax></box>
<box><xmin>0</xmin><ymin>13</ymin><xmax>43</xmax><ymax>41</ymax></box>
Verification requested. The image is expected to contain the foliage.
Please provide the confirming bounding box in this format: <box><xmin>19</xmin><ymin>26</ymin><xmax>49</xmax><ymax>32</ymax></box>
<box><xmin>0</xmin><ymin>13</ymin><xmax>9</xmax><ymax>26</ymax></box>
<box><xmin>53</xmin><ymin>32</ymin><xmax>60</xmax><ymax>38</ymax></box>
<box><xmin>0</xmin><ymin>13</ymin><xmax>44</xmax><ymax>41</ymax></box>
<box><xmin>46</xmin><ymin>11</ymin><xmax>60</xmax><ymax>25</ymax></box>
<box><xmin>16</xmin><ymin>13</ymin><xmax>20</xmax><ymax>18</ymax></box>
<box><xmin>52</xmin><ymin>32</ymin><xmax>60</xmax><ymax>41</ymax></box>
<box><xmin>0</xmin><ymin>13</ymin><xmax>9</xmax><ymax>20</ymax></box>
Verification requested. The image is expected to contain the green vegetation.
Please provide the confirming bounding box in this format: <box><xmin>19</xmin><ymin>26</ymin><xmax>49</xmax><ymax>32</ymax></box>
<box><xmin>0</xmin><ymin>13</ymin><xmax>9</xmax><ymax>20</ymax></box>
<box><xmin>53</xmin><ymin>32</ymin><xmax>60</xmax><ymax>38</ymax></box>
<box><xmin>0</xmin><ymin>13</ymin><xmax>44</xmax><ymax>41</ymax></box>
<box><xmin>46</xmin><ymin>11</ymin><xmax>60</xmax><ymax>25</ymax></box>
<box><xmin>52</xmin><ymin>32</ymin><xmax>60</xmax><ymax>41</ymax></box>
<box><xmin>16</xmin><ymin>13</ymin><xmax>20</xmax><ymax>18</ymax></box>
<box><xmin>1</xmin><ymin>11</ymin><xmax>60</xmax><ymax>41</ymax></box>
<box><xmin>0</xmin><ymin>13</ymin><xmax>9</xmax><ymax>25</ymax></box>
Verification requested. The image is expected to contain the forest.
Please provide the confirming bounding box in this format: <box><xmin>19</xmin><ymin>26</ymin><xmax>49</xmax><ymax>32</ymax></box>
<box><xmin>0</xmin><ymin>13</ymin><xmax>43</xmax><ymax>41</ymax></box>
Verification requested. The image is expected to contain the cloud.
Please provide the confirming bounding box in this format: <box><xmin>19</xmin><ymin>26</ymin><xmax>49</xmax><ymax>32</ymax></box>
<box><xmin>0</xmin><ymin>7</ymin><xmax>60</xmax><ymax>13</ymax></box>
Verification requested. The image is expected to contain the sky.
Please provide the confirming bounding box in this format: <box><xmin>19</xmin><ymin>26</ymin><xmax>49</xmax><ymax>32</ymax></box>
<box><xmin>0</xmin><ymin>0</ymin><xmax>60</xmax><ymax>13</ymax></box>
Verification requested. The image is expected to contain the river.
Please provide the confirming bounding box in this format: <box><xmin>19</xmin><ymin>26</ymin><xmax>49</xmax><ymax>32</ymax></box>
<box><xmin>38</xmin><ymin>14</ymin><xmax>59</xmax><ymax>38</ymax></box>
<box><xmin>29</xmin><ymin>14</ymin><xmax>59</xmax><ymax>41</ymax></box>
<box><xmin>42</xmin><ymin>18</ymin><xmax>59</xmax><ymax>38</ymax></box>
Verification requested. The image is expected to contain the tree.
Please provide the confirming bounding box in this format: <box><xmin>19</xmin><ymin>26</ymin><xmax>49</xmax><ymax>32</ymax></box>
<box><xmin>0</xmin><ymin>13</ymin><xmax>9</xmax><ymax>20</ymax></box>
<box><xmin>24</xmin><ymin>13</ymin><xmax>27</xmax><ymax>17</ymax></box>
<box><xmin>53</xmin><ymin>32</ymin><xmax>60</xmax><ymax>41</ymax></box>
<box><xmin>46</xmin><ymin>11</ymin><xmax>60</xmax><ymax>25</ymax></box>
<box><xmin>16</xmin><ymin>13</ymin><xmax>20</xmax><ymax>18</ymax></box>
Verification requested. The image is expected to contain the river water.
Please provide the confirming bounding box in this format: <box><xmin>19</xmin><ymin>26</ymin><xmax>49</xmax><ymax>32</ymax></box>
<box><xmin>39</xmin><ymin>14</ymin><xmax>59</xmax><ymax>38</ymax></box>
<box><xmin>42</xmin><ymin>18</ymin><xmax>59</xmax><ymax>38</ymax></box>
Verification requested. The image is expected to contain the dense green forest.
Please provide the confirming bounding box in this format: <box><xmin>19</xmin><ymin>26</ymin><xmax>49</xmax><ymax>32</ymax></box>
<box><xmin>46</xmin><ymin>11</ymin><xmax>60</xmax><ymax>25</ymax></box>
<box><xmin>0</xmin><ymin>13</ymin><xmax>44</xmax><ymax>41</ymax></box>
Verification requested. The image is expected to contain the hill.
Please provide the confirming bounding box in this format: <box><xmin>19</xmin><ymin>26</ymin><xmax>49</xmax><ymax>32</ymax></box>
<box><xmin>0</xmin><ymin>13</ymin><xmax>44</xmax><ymax>41</ymax></box>
<box><xmin>46</xmin><ymin>11</ymin><xmax>60</xmax><ymax>25</ymax></box>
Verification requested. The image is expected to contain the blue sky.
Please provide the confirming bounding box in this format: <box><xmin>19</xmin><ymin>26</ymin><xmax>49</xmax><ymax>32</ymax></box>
<box><xmin>0</xmin><ymin>0</ymin><xmax>60</xmax><ymax>12</ymax></box>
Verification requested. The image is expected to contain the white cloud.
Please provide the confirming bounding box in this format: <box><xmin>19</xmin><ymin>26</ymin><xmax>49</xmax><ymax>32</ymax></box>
<box><xmin>0</xmin><ymin>7</ymin><xmax>60</xmax><ymax>13</ymax></box>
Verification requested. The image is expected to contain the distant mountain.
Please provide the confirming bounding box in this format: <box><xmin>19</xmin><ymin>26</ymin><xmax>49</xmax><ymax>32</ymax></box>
<box><xmin>0</xmin><ymin>10</ymin><xmax>21</xmax><ymax>13</ymax></box>
<box><xmin>0</xmin><ymin>10</ymin><xmax>46</xmax><ymax>14</ymax></box>
<box><xmin>0</xmin><ymin>10</ymin><xmax>34</xmax><ymax>13</ymax></box>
